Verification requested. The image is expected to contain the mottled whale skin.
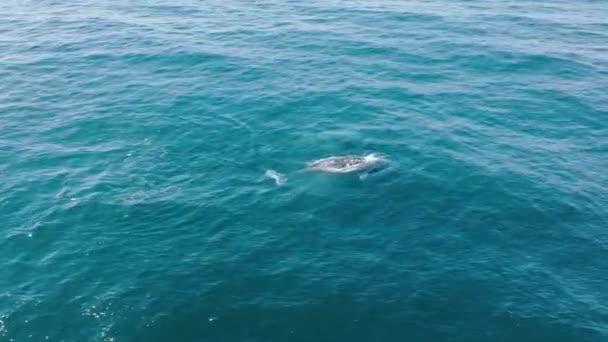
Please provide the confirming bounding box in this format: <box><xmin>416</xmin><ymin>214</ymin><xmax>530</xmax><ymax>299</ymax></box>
<box><xmin>306</xmin><ymin>153</ymin><xmax>383</xmax><ymax>173</ymax></box>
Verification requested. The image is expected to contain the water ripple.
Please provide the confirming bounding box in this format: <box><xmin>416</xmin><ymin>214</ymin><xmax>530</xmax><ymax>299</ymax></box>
<box><xmin>1</xmin><ymin>0</ymin><xmax>607</xmax><ymax>341</ymax></box>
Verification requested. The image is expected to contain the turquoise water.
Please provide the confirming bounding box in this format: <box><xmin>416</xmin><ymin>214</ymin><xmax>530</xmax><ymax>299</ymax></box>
<box><xmin>1</xmin><ymin>0</ymin><xmax>607</xmax><ymax>340</ymax></box>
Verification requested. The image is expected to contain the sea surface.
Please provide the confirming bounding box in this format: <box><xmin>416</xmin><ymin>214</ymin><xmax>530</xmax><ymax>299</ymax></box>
<box><xmin>1</xmin><ymin>0</ymin><xmax>607</xmax><ymax>341</ymax></box>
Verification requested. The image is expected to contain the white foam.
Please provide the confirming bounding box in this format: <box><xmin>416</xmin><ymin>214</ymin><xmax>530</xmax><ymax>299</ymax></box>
<box><xmin>364</xmin><ymin>153</ymin><xmax>382</xmax><ymax>163</ymax></box>
<box><xmin>265</xmin><ymin>169</ymin><xmax>287</xmax><ymax>186</ymax></box>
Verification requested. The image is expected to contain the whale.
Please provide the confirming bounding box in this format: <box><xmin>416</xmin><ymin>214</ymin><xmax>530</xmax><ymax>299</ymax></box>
<box><xmin>306</xmin><ymin>153</ymin><xmax>384</xmax><ymax>173</ymax></box>
<box><xmin>265</xmin><ymin>153</ymin><xmax>387</xmax><ymax>185</ymax></box>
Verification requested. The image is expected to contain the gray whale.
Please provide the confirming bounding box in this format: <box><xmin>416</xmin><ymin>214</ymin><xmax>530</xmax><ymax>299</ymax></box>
<box><xmin>265</xmin><ymin>153</ymin><xmax>386</xmax><ymax>185</ymax></box>
<box><xmin>306</xmin><ymin>153</ymin><xmax>383</xmax><ymax>173</ymax></box>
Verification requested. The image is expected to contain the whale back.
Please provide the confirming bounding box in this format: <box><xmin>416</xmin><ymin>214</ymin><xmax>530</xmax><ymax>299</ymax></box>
<box><xmin>307</xmin><ymin>154</ymin><xmax>381</xmax><ymax>173</ymax></box>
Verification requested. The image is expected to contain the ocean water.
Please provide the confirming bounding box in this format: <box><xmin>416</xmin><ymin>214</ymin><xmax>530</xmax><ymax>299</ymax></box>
<box><xmin>1</xmin><ymin>0</ymin><xmax>607</xmax><ymax>341</ymax></box>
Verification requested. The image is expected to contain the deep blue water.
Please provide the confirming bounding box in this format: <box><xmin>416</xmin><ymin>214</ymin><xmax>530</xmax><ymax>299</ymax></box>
<box><xmin>1</xmin><ymin>1</ymin><xmax>607</xmax><ymax>341</ymax></box>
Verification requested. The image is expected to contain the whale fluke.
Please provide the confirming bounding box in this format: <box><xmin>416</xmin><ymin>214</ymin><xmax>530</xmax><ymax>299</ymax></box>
<box><xmin>265</xmin><ymin>169</ymin><xmax>287</xmax><ymax>185</ymax></box>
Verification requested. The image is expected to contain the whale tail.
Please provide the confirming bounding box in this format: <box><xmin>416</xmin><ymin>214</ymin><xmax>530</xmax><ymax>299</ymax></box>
<box><xmin>265</xmin><ymin>169</ymin><xmax>287</xmax><ymax>186</ymax></box>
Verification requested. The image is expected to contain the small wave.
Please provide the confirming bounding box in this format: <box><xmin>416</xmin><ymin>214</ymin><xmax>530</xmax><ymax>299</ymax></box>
<box><xmin>265</xmin><ymin>169</ymin><xmax>287</xmax><ymax>186</ymax></box>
